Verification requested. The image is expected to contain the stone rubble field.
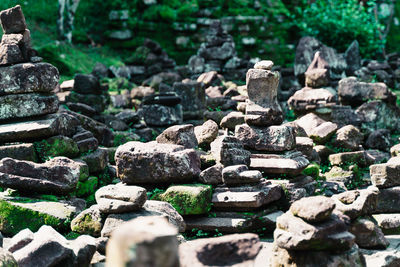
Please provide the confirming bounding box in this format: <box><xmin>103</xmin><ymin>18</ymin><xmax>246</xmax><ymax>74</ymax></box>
<box><xmin>0</xmin><ymin>4</ymin><xmax>400</xmax><ymax>267</ymax></box>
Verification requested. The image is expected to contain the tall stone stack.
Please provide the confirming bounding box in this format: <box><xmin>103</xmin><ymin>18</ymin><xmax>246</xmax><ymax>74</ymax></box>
<box><xmin>65</xmin><ymin>73</ymin><xmax>109</xmax><ymax>115</ymax></box>
<box><xmin>270</xmin><ymin>196</ymin><xmax>366</xmax><ymax>266</ymax></box>
<box><xmin>235</xmin><ymin>61</ymin><xmax>311</xmax><ymax>203</ymax></box>
<box><xmin>0</xmin><ymin>5</ymin><xmax>79</xmax><ymax>149</ymax></box>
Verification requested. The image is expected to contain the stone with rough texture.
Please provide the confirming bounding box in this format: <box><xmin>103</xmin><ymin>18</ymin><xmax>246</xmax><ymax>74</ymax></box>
<box><xmin>375</xmin><ymin>186</ymin><xmax>400</xmax><ymax>213</ymax></box>
<box><xmin>173</xmin><ymin>81</ymin><xmax>205</xmax><ymax>119</ymax></box>
<box><xmin>0</xmin><ymin>157</ymin><xmax>83</xmax><ymax>195</ymax></box>
<box><xmin>210</xmin><ymin>135</ymin><xmax>250</xmax><ymax>167</ymax></box>
<box><xmin>370</xmin><ymin>157</ymin><xmax>400</xmax><ymax>188</ymax></box>
<box><xmin>373</xmin><ymin>214</ymin><xmax>400</xmax><ymax>234</ymax></box>
<box><xmin>338</xmin><ymin>77</ymin><xmax>395</xmax><ymax>107</ymax></box>
<box><xmin>212</xmin><ymin>181</ymin><xmax>281</xmax><ymax>210</ymax></box>
<box><xmin>222</xmin><ymin>165</ymin><xmax>262</xmax><ymax>185</ymax></box>
<box><xmin>245</xmin><ymin>66</ymin><xmax>283</xmax><ymax>126</ymax></box>
<box><xmin>0</xmin><ymin>93</ymin><xmax>58</xmax><ymax>121</ymax></box>
<box><xmin>194</xmin><ymin>119</ymin><xmax>218</xmax><ymax>146</ymax></box>
<box><xmin>270</xmin><ymin>244</ymin><xmax>365</xmax><ymax>267</ymax></box>
<box><xmin>333</xmin><ymin>125</ymin><xmax>363</xmax><ymax>151</ymax></box>
<box><xmin>106</xmin><ymin>216</ymin><xmax>179</xmax><ymax>267</ymax></box>
<box><xmin>80</xmin><ymin>148</ymin><xmax>108</xmax><ymax>174</ymax></box>
<box><xmin>290</xmin><ymin>196</ymin><xmax>335</xmax><ymax>223</ymax></box>
<box><xmin>70</xmin><ymin>205</ymin><xmax>103</xmax><ymax>237</ymax></box>
<box><xmin>0</xmin><ymin>63</ymin><xmax>59</xmax><ymax>95</ymax></box>
<box><xmin>0</xmin><ymin>194</ymin><xmax>84</xmax><ymax>235</ymax></box>
<box><xmin>332</xmin><ymin>187</ymin><xmax>379</xmax><ymax>219</ymax></box>
<box><xmin>219</xmin><ymin>111</ymin><xmax>245</xmax><ymax>130</ymax></box>
<box><xmin>309</xmin><ymin>121</ymin><xmax>337</xmax><ymax>144</ymax></box>
<box><xmin>304</xmin><ymin>51</ymin><xmax>330</xmax><ymax>88</ymax></box>
<box><xmin>73</xmin><ymin>74</ymin><xmax>101</xmax><ymax>95</ymax></box>
<box><xmin>95</xmin><ymin>184</ymin><xmax>147</xmax><ymax>214</ymax></box>
<box><xmin>274</xmin><ymin>212</ymin><xmax>355</xmax><ymax>251</ymax></box>
<box><xmin>0</xmin><ymin>5</ymin><xmax>27</xmax><ymax>34</ymax></box>
<box><xmin>329</xmin><ymin>151</ymin><xmax>366</xmax><ymax>166</ymax></box>
<box><xmin>156</xmin><ymin>124</ymin><xmax>198</xmax><ymax>148</ymax></box>
<box><xmin>142</xmin><ymin>104</ymin><xmax>183</xmax><ymax>126</ymax></box>
<box><xmin>250</xmin><ymin>151</ymin><xmax>309</xmax><ymax>176</ymax></box>
<box><xmin>235</xmin><ymin>124</ymin><xmax>295</xmax><ymax>152</ymax></box>
<box><xmin>349</xmin><ymin>217</ymin><xmax>389</xmax><ymax>249</ymax></box>
<box><xmin>157</xmin><ymin>185</ymin><xmax>212</xmax><ymax>215</ymax></box>
<box><xmin>199</xmin><ymin>164</ymin><xmax>223</xmax><ymax>185</ymax></box>
<box><xmin>287</xmin><ymin>87</ymin><xmax>337</xmax><ymax>114</ymax></box>
<box><xmin>143</xmin><ymin>200</ymin><xmax>186</xmax><ymax>232</ymax></box>
<box><xmin>356</xmin><ymin>100</ymin><xmax>400</xmax><ymax>133</ymax></box>
<box><xmin>0</xmin><ymin>143</ymin><xmax>38</xmax><ymax>162</ymax></box>
<box><xmin>179</xmin><ymin>233</ymin><xmax>261</xmax><ymax>267</ymax></box>
<box><xmin>115</xmin><ymin>141</ymin><xmax>201</xmax><ymax>184</ymax></box>
<box><xmin>0</xmin><ymin>113</ymin><xmax>78</xmax><ymax>144</ymax></box>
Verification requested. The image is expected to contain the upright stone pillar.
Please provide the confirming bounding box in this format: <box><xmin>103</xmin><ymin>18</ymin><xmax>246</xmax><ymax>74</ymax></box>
<box><xmin>245</xmin><ymin>60</ymin><xmax>283</xmax><ymax>126</ymax></box>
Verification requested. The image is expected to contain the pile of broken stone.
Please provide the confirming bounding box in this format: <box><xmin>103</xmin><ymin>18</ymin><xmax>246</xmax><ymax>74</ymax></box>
<box><xmin>1</xmin><ymin>4</ymin><xmax>400</xmax><ymax>267</ymax></box>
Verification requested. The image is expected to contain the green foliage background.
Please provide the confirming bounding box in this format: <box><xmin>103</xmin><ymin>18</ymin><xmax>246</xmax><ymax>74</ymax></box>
<box><xmin>0</xmin><ymin>0</ymin><xmax>398</xmax><ymax>78</ymax></box>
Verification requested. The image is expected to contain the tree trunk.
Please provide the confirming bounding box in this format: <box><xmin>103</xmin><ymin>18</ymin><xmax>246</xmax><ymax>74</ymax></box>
<box><xmin>57</xmin><ymin>0</ymin><xmax>80</xmax><ymax>43</ymax></box>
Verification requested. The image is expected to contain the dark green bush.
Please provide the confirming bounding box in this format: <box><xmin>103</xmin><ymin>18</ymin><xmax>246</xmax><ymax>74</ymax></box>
<box><xmin>296</xmin><ymin>0</ymin><xmax>384</xmax><ymax>57</ymax></box>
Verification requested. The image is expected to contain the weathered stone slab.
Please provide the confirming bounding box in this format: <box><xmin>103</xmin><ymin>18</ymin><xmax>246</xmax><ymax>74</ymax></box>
<box><xmin>0</xmin><ymin>93</ymin><xmax>58</xmax><ymax>120</ymax></box>
<box><xmin>115</xmin><ymin>141</ymin><xmax>201</xmax><ymax>184</ymax></box>
<box><xmin>0</xmin><ymin>63</ymin><xmax>59</xmax><ymax>95</ymax></box>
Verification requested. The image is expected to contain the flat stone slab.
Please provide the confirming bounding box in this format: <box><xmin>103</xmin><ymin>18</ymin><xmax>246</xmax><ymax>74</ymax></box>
<box><xmin>373</xmin><ymin>214</ymin><xmax>400</xmax><ymax>234</ymax></box>
<box><xmin>0</xmin><ymin>194</ymin><xmax>84</xmax><ymax>235</ymax></box>
<box><xmin>212</xmin><ymin>182</ymin><xmax>282</xmax><ymax>210</ymax></box>
<box><xmin>0</xmin><ymin>113</ymin><xmax>77</xmax><ymax>143</ymax></box>
<box><xmin>250</xmin><ymin>152</ymin><xmax>309</xmax><ymax>176</ymax></box>
<box><xmin>185</xmin><ymin>216</ymin><xmax>249</xmax><ymax>233</ymax></box>
<box><xmin>0</xmin><ymin>93</ymin><xmax>58</xmax><ymax>120</ymax></box>
<box><xmin>0</xmin><ymin>63</ymin><xmax>59</xmax><ymax>95</ymax></box>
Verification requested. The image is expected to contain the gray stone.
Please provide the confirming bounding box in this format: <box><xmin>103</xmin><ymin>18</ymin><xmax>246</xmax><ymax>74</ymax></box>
<box><xmin>0</xmin><ymin>5</ymin><xmax>27</xmax><ymax>34</ymax></box>
<box><xmin>250</xmin><ymin>151</ymin><xmax>309</xmax><ymax>176</ymax></box>
<box><xmin>0</xmin><ymin>63</ymin><xmax>59</xmax><ymax>95</ymax></box>
<box><xmin>290</xmin><ymin>196</ymin><xmax>335</xmax><ymax>223</ymax></box>
<box><xmin>0</xmin><ymin>143</ymin><xmax>38</xmax><ymax>162</ymax></box>
<box><xmin>95</xmin><ymin>184</ymin><xmax>147</xmax><ymax>214</ymax></box>
<box><xmin>338</xmin><ymin>77</ymin><xmax>395</xmax><ymax>107</ymax></box>
<box><xmin>179</xmin><ymin>233</ymin><xmax>261</xmax><ymax>267</ymax></box>
<box><xmin>0</xmin><ymin>113</ymin><xmax>78</xmax><ymax>143</ymax></box>
<box><xmin>373</xmin><ymin>214</ymin><xmax>400</xmax><ymax>234</ymax></box>
<box><xmin>235</xmin><ymin>124</ymin><xmax>295</xmax><ymax>152</ymax></box>
<box><xmin>287</xmin><ymin>87</ymin><xmax>337</xmax><ymax>115</ymax></box>
<box><xmin>194</xmin><ymin>120</ymin><xmax>219</xmax><ymax>146</ymax></box>
<box><xmin>270</xmin><ymin>244</ymin><xmax>365</xmax><ymax>267</ymax></box>
<box><xmin>349</xmin><ymin>217</ymin><xmax>389</xmax><ymax>249</ymax></box>
<box><xmin>222</xmin><ymin>165</ymin><xmax>262</xmax><ymax>185</ymax></box>
<box><xmin>6</xmin><ymin>229</ymin><xmax>34</xmax><ymax>253</ymax></box>
<box><xmin>212</xmin><ymin>181</ymin><xmax>281</xmax><ymax>210</ymax></box>
<box><xmin>80</xmin><ymin>148</ymin><xmax>108</xmax><ymax>174</ymax></box>
<box><xmin>0</xmin><ymin>157</ymin><xmax>83</xmax><ymax>195</ymax></box>
<box><xmin>156</xmin><ymin>124</ymin><xmax>198</xmax><ymax>148</ymax></box>
<box><xmin>274</xmin><ymin>212</ymin><xmax>355</xmax><ymax>251</ymax></box>
<box><xmin>106</xmin><ymin>216</ymin><xmax>179</xmax><ymax>267</ymax></box>
<box><xmin>333</xmin><ymin>125</ymin><xmax>363</xmax><ymax>151</ymax></box>
<box><xmin>375</xmin><ymin>186</ymin><xmax>400</xmax><ymax>213</ymax></box>
<box><xmin>219</xmin><ymin>111</ymin><xmax>245</xmax><ymax>130</ymax></box>
<box><xmin>210</xmin><ymin>135</ymin><xmax>251</xmax><ymax>167</ymax></box>
<box><xmin>115</xmin><ymin>141</ymin><xmax>201</xmax><ymax>184</ymax></box>
<box><xmin>70</xmin><ymin>205</ymin><xmax>103</xmax><ymax>237</ymax></box>
<box><xmin>143</xmin><ymin>200</ymin><xmax>186</xmax><ymax>232</ymax></box>
<box><xmin>370</xmin><ymin>157</ymin><xmax>400</xmax><ymax>188</ymax></box>
<box><xmin>142</xmin><ymin>104</ymin><xmax>183</xmax><ymax>126</ymax></box>
<box><xmin>332</xmin><ymin>187</ymin><xmax>379</xmax><ymax>219</ymax></box>
<box><xmin>245</xmin><ymin>67</ymin><xmax>283</xmax><ymax>126</ymax></box>
<box><xmin>199</xmin><ymin>164</ymin><xmax>223</xmax><ymax>185</ymax></box>
<box><xmin>0</xmin><ymin>93</ymin><xmax>58</xmax><ymax>121</ymax></box>
<box><xmin>0</xmin><ymin>247</ymin><xmax>17</xmax><ymax>266</ymax></box>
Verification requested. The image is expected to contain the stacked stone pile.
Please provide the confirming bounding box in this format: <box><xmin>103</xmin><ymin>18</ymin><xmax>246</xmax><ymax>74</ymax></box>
<box><xmin>234</xmin><ymin>60</ymin><xmax>312</xmax><ymax>205</ymax></box>
<box><xmin>188</xmin><ymin>20</ymin><xmax>249</xmax><ymax>81</ymax></box>
<box><xmin>65</xmin><ymin>73</ymin><xmax>110</xmax><ymax>116</ymax></box>
<box><xmin>270</xmin><ymin>196</ymin><xmax>366</xmax><ymax>267</ymax></box>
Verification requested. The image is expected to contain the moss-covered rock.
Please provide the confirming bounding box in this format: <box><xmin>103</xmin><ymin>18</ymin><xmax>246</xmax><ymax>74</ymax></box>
<box><xmin>157</xmin><ymin>184</ymin><xmax>212</xmax><ymax>215</ymax></box>
<box><xmin>0</xmin><ymin>195</ymin><xmax>80</xmax><ymax>235</ymax></box>
<box><xmin>34</xmin><ymin>135</ymin><xmax>79</xmax><ymax>161</ymax></box>
<box><xmin>302</xmin><ymin>163</ymin><xmax>320</xmax><ymax>179</ymax></box>
<box><xmin>76</xmin><ymin>176</ymin><xmax>98</xmax><ymax>197</ymax></box>
<box><xmin>70</xmin><ymin>205</ymin><xmax>103</xmax><ymax>237</ymax></box>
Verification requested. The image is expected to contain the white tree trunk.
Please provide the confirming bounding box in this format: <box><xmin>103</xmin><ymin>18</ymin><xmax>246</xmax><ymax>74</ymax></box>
<box><xmin>58</xmin><ymin>0</ymin><xmax>80</xmax><ymax>43</ymax></box>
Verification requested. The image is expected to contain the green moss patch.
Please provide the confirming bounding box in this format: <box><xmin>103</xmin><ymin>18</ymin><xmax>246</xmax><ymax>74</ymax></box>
<box><xmin>157</xmin><ymin>184</ymin><xmax>212</xmax><ymax>215</ymax></box>
<box><xmin>34</xmin><ymin>135</ymin><xmax>79</xmax><ymax>162</ymax></box>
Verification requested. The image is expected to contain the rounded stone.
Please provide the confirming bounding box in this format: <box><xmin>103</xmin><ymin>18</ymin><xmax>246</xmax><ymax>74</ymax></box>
<box><xmin>290</xmin><ymin>196</ymin><xmax>336</xmax><ymax>223</ymax></box>
<box><xmin>254</xmin><ymin>60</ymin><xmax>274</xmax><ymax>70</ymax></box>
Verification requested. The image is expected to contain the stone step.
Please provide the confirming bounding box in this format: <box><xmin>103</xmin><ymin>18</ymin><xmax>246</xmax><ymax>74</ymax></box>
<box><xmin>0</xmin><ymin>113</ymin><xmax>78</xmax><ymax>143</ymax></box>
<box><xmin>212</xmin><ymin>182</ymin><xmax>281</xmax><ymax>210</ymax></box>
<box><xmin>249</xmin><ymin>152</ymin><xmax>309</xmax><ymax>176</ymax></box>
